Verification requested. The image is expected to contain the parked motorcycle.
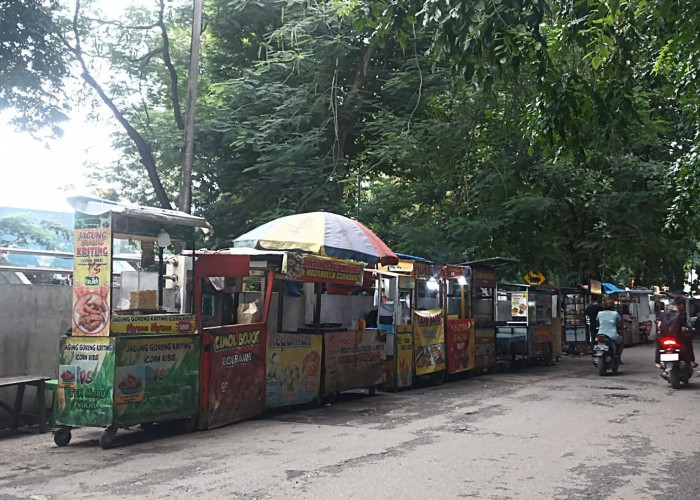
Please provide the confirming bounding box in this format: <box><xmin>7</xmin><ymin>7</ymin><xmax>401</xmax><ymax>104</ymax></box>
<box><xmin>592</xmin><ymin>334</ymin><xmax>620</xmax><ymax>376</ymax></box>
<box><xmin>658</xmin><ymin>337</ymin><xmax>693</xmax><ymax>389</ymax></box>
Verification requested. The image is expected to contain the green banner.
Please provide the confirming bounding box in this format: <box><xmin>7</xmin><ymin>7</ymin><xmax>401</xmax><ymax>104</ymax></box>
<box><xmin>56</xmin><ymin>337</ymin><xmax>115</xmax><ymax>427</ymax></box>
<box><xmin>113</xmin><ymin>336</ymin><xmax>200</xmax><ymax>426</ymax></box>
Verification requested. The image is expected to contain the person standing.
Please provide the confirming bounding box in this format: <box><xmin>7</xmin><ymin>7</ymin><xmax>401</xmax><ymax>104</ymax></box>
<box><xmin>585</xmin><ymin>296</ymin><xmax>605</xmax><ymax>352</ymax></box>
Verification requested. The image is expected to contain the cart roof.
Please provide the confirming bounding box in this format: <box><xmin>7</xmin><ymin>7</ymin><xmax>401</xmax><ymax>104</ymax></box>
<box><xmin>67</xmin><ymin>196</ymin><xmax>213</xmax><ymax>237</ymax></box>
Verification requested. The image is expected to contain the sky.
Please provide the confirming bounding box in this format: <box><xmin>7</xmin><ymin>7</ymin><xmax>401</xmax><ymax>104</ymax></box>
<box><xmin>0</xmin><ymin>110</ymin><xmax>118</xmax><ymax>213</ymax></box>
<box><xmin>0</xmin><ymin>1</ymin><xmax>147</xmax><ymax>214</ymax></box>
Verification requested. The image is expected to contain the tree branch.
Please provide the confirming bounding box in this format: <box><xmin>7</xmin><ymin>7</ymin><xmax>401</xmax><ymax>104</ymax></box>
<box><xmin>67</xmin><ymin>0</ymin><xmax>173</xmax><ymax>210</ymax></box>
<box><xmin>157</xmin><ymin>0</ymin><xmax>184</xmax><ymax>130</ymax></box>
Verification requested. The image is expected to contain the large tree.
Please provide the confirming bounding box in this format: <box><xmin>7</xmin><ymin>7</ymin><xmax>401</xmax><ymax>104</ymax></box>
<box><xmin>0</xmin><ymin>0</ymin><xmax>69</xmax><ymax>132</ymax></box>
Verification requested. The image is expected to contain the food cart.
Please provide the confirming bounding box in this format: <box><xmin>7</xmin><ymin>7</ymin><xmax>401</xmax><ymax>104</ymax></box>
<box><xmin>459</xmin><ymin>259</ymin><xmax>509</xmax><ymax>372</ymax></box>
<box><xmin>443</xmin><ymin>265</ymin><xmax>475</xmax><ymax>376</ymax></box>
<box><xmin>495</xmin><ymin>283</ymin><xmax>557</xmax><ymax>367</ymax></box>
<box><xmin>192</xmin><ymin>250</ymin><xmax>276</xmax><ymax>429</ymax></box>
<box><xmin>369</xmin><ymin>268</ymin><xmax>415</xmax><ymax>391</ymax></box>
<box><xmin>54</xmin><ymin>197</ymin><xmax>212</xmax><ymax>448</ymax></box>
<box><xmin>272</xmin><ymin>253</ymin><xmax>383</xmax><ymax>401</ymax></box>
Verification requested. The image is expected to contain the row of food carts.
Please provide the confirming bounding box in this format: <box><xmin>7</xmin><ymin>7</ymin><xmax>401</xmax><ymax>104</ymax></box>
<box><xmin>53</xmin><ymin>197</ymin><xmax>651</xmax><ymax>448</ymax></box>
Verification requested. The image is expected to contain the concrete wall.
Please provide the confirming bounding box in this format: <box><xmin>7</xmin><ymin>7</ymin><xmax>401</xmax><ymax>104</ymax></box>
<box><xmin>0</xmin><ymin>284</ymin><xmax>71</xmax><ymax>427</ymax></box>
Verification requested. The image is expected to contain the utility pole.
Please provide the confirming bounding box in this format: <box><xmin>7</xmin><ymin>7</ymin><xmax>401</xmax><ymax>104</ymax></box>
<box><xmin>179</xmin><ymin>0</ymin><xmax>203</xmax><ymax>214</ymax></box>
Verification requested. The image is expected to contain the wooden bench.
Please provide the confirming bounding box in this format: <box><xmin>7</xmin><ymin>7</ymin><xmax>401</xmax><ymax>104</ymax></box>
<box><xmin>0</xmin><ymin>376</ymin><xmax>50</xmax><ymax>433</ymax></box>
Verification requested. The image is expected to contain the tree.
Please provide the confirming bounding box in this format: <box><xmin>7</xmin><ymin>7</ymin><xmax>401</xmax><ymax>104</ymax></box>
<box><xmin>0</xmin><ymin>0</ymin><xmax>68</xmax><ymax>132</ymax></box>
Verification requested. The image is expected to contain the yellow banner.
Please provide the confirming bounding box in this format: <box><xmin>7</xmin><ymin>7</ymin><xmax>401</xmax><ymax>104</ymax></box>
<box><xmin>72</xmin><ymin>215</ymin><xmax>112</xmax><ymax>336</ymax></box>
<box><xmin>110</xmin><ymin>314</ymin><xmax>196</xmax><ymax>335</ymax></box>
<box><xmin>414</xmin><ymin>309</ymin><xmax>445</xmax><ymax>375</ymax></box>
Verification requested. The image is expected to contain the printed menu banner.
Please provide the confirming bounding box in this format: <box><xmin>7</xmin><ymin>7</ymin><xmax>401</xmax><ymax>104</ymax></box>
<box><xmin>323</xmin><ymin>330</ymin><xmax>385</xmax><ymax>394</ymax></box>
<box><xmin>206</xmin><ymin>324</ymin><xmax>265</xmax><ymax>428</ymax></box>
<box><xmin>113</xmin><ymin>335</ymin><xmax>200</xmax><ymax>426</ymax></box>
<box><xmin>110</xmin><ymin>314</ymin><xmax>196</xmax><ymax>335</ymax></box>
<box><xmin>298</xmin><ymin>255</ymin><xmax>364</xmax><ymax>286</ymax></box>
<box><xmin>56</xmin><ymin>337</ymin><xmax>115</xmax><ymax>427</ymax></box>
<box><xmin>446</xmin><ymin>318</ymin><xmax>475</xmax><ymax>374</ymax></box>
<box><xmin>266</xmin><ymin>333</ymin><xmax>322</xmax><ymax>408</ymax></box>
<box><xmin>510</xmin><ymin>292</ymin><xmax>528</xmax><ymax>322</ymax></box>
<box><xmin>395</xmin><ymin>332</ymin><xmax>413</xmax><ymax>388</ymax></box>
<box><xmin>72</xmin><ymin>211</ymin><xmax>113</xmax><ymax>336</ymax></box>
<box><xmin>414</xmin><ymin>309</ymin><xmax>445</xmax><ymax>375</ymax></box>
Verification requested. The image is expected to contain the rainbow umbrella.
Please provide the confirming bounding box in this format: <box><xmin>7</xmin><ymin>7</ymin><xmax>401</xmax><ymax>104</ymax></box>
<box><xmin>233</xmin><ymin>212</ymin><xmax>398</xmax><ymax>265</ymax></box>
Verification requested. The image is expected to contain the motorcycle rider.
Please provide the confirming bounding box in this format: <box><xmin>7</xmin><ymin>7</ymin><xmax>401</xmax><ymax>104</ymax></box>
<box><xmin>596</xmin><ymin>299</ymin><xmax>624</xmax><ymax>363</ymax></box>
<box><xmin>585</xmin><ymin>296</ymin><xmax>605</xmax><ymax>354</ymax></box>
<box><xmin>655</xmin><ymin>296</ymin><xmax>697</xmax><ymax>368</ymax></box>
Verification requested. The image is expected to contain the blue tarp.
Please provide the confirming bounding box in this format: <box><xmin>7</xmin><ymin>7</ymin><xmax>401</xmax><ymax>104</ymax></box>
<box><xmin>602</xmin><ymin>282</ymin><xmax>626</xmax><ymax>294</ymax></box>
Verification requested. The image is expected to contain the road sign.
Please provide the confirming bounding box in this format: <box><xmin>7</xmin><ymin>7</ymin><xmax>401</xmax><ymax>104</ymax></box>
<box><xmin>524</xmin><ymin>270</ymin><xmax>546</xmax><ymax>285</ymax></box>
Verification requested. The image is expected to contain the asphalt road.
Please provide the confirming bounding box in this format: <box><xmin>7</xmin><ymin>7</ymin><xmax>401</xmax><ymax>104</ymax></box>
<box><xmin>1</xmin><ymin>341</ymin><xmax>700</xmax><ymax>500</ymax></box>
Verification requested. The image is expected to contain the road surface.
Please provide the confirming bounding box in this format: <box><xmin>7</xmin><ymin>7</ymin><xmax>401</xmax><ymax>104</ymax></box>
<box><xmin>1</xmin><ymin>341</ymin><xmax>699</xmax><ymax>499</ymax></box>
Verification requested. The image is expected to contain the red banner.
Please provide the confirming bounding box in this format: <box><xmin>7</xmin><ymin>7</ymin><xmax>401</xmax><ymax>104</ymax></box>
<box><xmin>473</xmin><ymin>327</ymin><xmax>496</xmax><ymax>370</ymax></box>
<box><xmin>203</xmin><ymin>323</ymin><xmax>266</xmax><ymax>428</ymax></box>
<box><xmin>446</xmin><ymin>318</ymin><xmax>474</xmax><ymax>374</ymax></box>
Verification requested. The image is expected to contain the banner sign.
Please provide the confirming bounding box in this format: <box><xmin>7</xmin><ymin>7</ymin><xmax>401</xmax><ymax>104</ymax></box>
<box><xmin>111</xmin><ymin>314</ymin><xmax>196</xmax><ymax>335</ymax></box>
<box><xmin>413</xmin><ymin>309</ymin><xmax>445</xmax><ymax>375</ymax></box>
<box><xmin>323</xmin><ymin>330</ymin><xmax>385</xmax><ymax>394</ymax></box>
<box><xmin>413</xmin><ymin>262</ymin><xmax>442</xmax><ymax>280</ymax></box>
<box><xmin>72</xmin><ymin>211</ymin><xmax>113</xmax><ymax>336</ymax></box>
<box><xmin>298</xmin><ymin>255</ymin><xmax>364</xmax><ymax>286</ymax></box>
<box><xmin>446</xmin><ymin>318</ymin><xmax>475</xmax><ymax>374</ymax></box>
<box><xmin>443</xmin><ymin>265</ymin><xmax>470</xmax><ymax>280</ymax></box>
<box><xmin>266</xmin><ymin>333</ymin><xmax>322</xmax><ymax>408</ymax></box>
<box><xmin>56</xmin><ymin>337</ymin><xmax>115</xmax><ymax>427</ymax></box>
<box><xmin>206</xmin><ymin>324</ymin><xmax>266</xmax><ymax>428</ymax></box>
<box><xmin>114</xmin><ymin>336</ymin><xmax>200</xmax><ymax>426</ymax></box>
<box><xmin>396</xmin><ymin>332</ymin><xmax>413</xmax><ymax>388</ymax></box>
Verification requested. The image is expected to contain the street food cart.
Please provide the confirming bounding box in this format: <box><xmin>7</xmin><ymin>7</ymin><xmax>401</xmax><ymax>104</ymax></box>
<box><xmin>369</xmin><ymin>268</ymin><xmax>416</xmax><ymax>391</ymax></box>
<box><xmin>192</xmin><ymin>250</ymin><xmax>276</xmax><ymax>429</ymax></box>
<box><xmin>272</xmin><ymin>253</ymin><xmax>382</xmax><ymax>401</ymax></box>
<box><xmin>54</xmin><ymin>197</ymin><xmax>211</xmax><ymax>448</ymax></box>
<box><xmin>495</xmin><ymin>283</ymin><xmax>557</xmax><ymax>367</ymax></box>
<box><xmin>443</xmin><ymin>265</ymin><xmax>475</xmax><ymax>376</ymax></box>
<box><xmin>459</xmin><ymin>259</ymin><xmax>509</xmax><ymax>372</ymax></box>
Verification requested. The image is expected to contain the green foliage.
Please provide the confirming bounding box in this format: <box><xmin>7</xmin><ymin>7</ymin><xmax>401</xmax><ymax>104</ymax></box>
<box><xmin>80</xmin><ymin>0</ymin><xmax>699</xmax><ymax>289</ymax></box>
<box><xmin>0</xmin><ymin>0</ymin><xmax>68</xmax><ymax>132</ymax></box>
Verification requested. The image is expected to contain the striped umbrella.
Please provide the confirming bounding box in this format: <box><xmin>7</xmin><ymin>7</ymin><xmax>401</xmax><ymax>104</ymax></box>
<box><xmin>233</xmin><ymin>212</ymin><xmax>398</xmax><ymax>265</ymax></box>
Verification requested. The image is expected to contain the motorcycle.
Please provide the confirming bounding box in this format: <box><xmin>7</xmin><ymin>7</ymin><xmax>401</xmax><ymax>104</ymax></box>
<box><xmin>658</xmin><ymin>337</ymin><xmax>693</xmax><ymax>389</ymax></box>
<box><xmin>592</xmin><ymin>334</ymin><xmax>620</xmax><ymax>376</ymax></box>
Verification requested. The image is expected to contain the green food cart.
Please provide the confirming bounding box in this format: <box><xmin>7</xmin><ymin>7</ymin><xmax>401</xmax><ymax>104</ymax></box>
<box><xmin>53</xmin><ymin>196</ymin><xmax>211</xmax><ymax>449</ymax></box>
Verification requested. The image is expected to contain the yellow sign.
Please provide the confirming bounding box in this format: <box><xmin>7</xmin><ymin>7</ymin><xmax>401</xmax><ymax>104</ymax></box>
<box><xmin>413</xmin><ymin>309</ymin><xmax>445</xmax><ymax>375</ymax></box>
<box><xmin>523</xmin><ymin>270</ymin><xmax>546</xmax><ymax>285</ymax></box>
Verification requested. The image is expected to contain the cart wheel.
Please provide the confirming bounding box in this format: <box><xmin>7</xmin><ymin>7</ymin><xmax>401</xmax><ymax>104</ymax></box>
<box><xmin>99</xmin><ymin>426</ymin><xmax>117</xmax><ymax>449</ymax></box>
<box><xmin>180</xmin><ymin>416</ymin><xmax>198</xmax><ymax>433</ymax></box>
<box><xmin>368</xmin><ymin>387</ymin><xmax>376</xmax><ymax>396</ymax></box>
<box><xmin>53</xmin><ymin>427</ymin><xmax>71</xmax><ymax>447</ymax></box>
<box><xmin>139</xmin><ymin>422</ymin><xmax>155</xmax><ymax>432</ymax></box>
